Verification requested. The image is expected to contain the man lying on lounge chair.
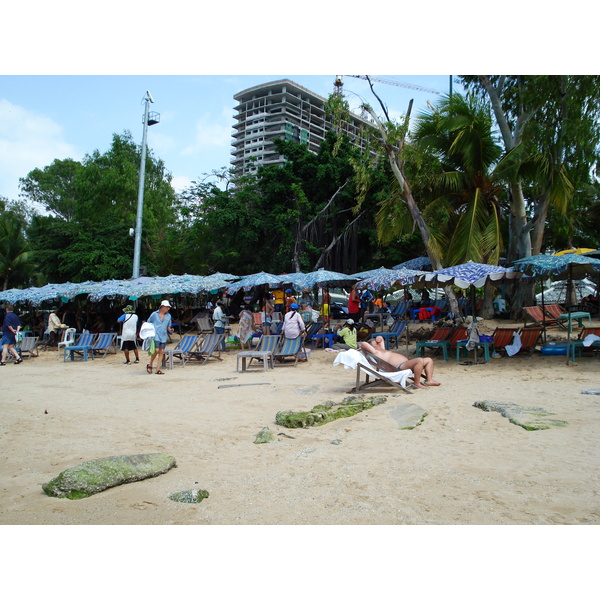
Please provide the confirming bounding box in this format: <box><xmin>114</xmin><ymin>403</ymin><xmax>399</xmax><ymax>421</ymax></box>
<box><xmin>360</xmin><ymin>335</ymin><xmax>441</xmax><ymax>389</ymax></box>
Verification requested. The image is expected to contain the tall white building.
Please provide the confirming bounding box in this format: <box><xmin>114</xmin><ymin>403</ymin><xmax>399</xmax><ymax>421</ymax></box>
<box><xmin>231</xmin><ymin>79</ymin><xmax>371</xmax><ymax>177</ymax></box>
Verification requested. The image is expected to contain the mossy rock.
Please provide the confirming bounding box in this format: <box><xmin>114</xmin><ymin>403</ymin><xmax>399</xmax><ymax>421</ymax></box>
<box><xmin>42</xmin><ymin>453</ymin><xmax>177</xmax><ymax>499</ymax></box>
<box><xmin>275</xmin><ymin>395</ymin><xmax>387</xmax><ymax>428</ymax></box>
<box><xmin>473</xmin><ymin>400</ymin><xmax>567</xmax><ymax>431</ymax></box>
<box><xmin>169</xmin><ymin>488</ymin><xmax>209</xmax><ymax>503</ymax></box>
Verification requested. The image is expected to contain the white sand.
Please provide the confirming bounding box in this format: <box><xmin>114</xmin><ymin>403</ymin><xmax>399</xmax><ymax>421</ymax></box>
<box><xmin>1</xmin><ymin>319</ymin><xmax>599</xmax><ymax>527</ymax></box>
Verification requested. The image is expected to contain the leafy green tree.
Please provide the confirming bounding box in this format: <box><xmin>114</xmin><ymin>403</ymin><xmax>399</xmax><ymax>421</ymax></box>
<box><xmin>0</xmin><ymin>210</ymin><xmax>33</xmax><ymax>290</ymax></box>
<box><xmin>19</xmin><ymin>158</ymin><xmax>83</xmax><ymax>221</ymax></box>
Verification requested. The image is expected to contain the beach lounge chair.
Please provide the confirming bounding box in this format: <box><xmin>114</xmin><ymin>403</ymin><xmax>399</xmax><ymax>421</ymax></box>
<box><xmin>188</xmin><ymin>333</ymin><xmax>225</xmax><ymax>364</ymax></box>
<box><xmin>543</xmin><ymin>304</ymin><xmax>568</xmax><ymax>329</ymax></box>
<box><xmin>57</xmin><ymin>327</ymin><xmax>77</xmax><ymax>360</ymax></box>
<box><xmin>569</xmin><ymin>326</ymin><xmax>600</xmax><ymax>362</ymax></box>
<box><xmin>377</xmin><ymin>319</ymin><xmax>407</xmax><ymax>350</ymax></box>
<box><xmin>269</xmin><ymin>321</ymin><xmax>284</xmax><ymax>336</ymax></box>
<box><xmin>333</xmin><ymin>348</ymin><xmax>415</xmax><ymax>394</ymax></box>
<box><xmin>16</xmin><ymin>335</ymin><xmax>39</xmax><ymax>359</ymax></box>
<box><xmin>488</xmin><ymin>327</ymin><xmax>521</xmax><ymax>356</ymax></box>
<box><xmin>91</xmin><ymin>332</ymin><xmax>117</xmax><ymax>358</ymax></box>
<box><xmin>415</xmin><ymin>327</ymin><xmax>453</xmax><ymax>360</ymax></box>
<box><xmin>237</xmin><ymin>334</ymin><xmax>281</xmax><ymax>372</ymax></box>
<box><xmin>162</xmin><ymin>334</ymin><xmax>200</xmax><ymax>369</ymax></box>
<box><xmin>523</xmin><ymin>305</ymin><xmax>558</xmax><ymax>328</ymax></box>
<box><xmin>390</xmin><ymin>301</ymin><xmax>408</xmax><ymax>319</ymax></box>
<box><xmin>272</xmin><ymin>335</ymin><xmax>306</xmax><ymax>366</ymax></box>
<box><xmin>195</xmin><ymin>316</ymin><xmax>214</xmax><ymax>334</ymax></box>
<box><xmin>518</xmin><ymin>327</ymin><xmax>544</xmax><ymax>355</ymax></box>
<box><xmin>304</xmin><ymin>321</ymin><xmax>324</xmax><ymax>348</ymax></box>
<box><xmin>64</xmin><ymin>332</ymin><xmax>96</xmax><ymax>362</ymax></box>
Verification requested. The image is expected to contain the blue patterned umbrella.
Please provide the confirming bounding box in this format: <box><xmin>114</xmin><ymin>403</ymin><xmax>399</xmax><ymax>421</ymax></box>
<box><xmin>512</xmin><ymin>253</ymin><xmax>600</xmax><ymax>279</ymax></box>
<box><xmin>226</xmin><ymin>271</ymin><xmax>285</xmax><ymax>293</ymax></box>
<box><xmin>292</xmin><ymin>269</ymin><xmax>358</xmax><ymax>289</ymax></box>
<box><xmin>421</xmin><ymin>261</ymin><xmax>520</xmax><ymax>289</ymax></box>
<box><xmin>394</xmin><ymin>256</ymin><xmax>432</xmax><ymax>270</ymax></box>
<box><xmin>354</xmin><ymin>267</ymin><xmax>424</xmax><ymax>291</ymax></box>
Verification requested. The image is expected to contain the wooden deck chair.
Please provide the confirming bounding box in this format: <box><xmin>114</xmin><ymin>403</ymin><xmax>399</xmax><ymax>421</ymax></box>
<box><xmin>490</xmin><ymin>327</ymin><xmax>520</xmax><ymax>356</ymax></box>
<box><xmin>523</xmin><ymin>305</ymin><xmax>558</xmax><ymax>328</ymax></box>
<box><xmin>163</xmin><ymin>334</ymin><xmax>200</xmax><ymax>369</ymax></box>
<box><xmin>273</xmin><ymin>335</ymin><xmax>306</xmax><ymax>366</ymax></box>
<box><xmin>377</xmin><ymin>319</ymin><xmax>407</xmax><ymax>350</ymax></box>
<box><xmin>543</xmin><ymin>304</ymin><xmax>567</xmax><ymax>329</ymax></box>
<box><xmin>517</xmin><ymin>327</ymin><xmax>544</xmax><ymax>355</ymax></box>
<box><xmin>17</xmin><ymin>335</ymin><xmax>39</xmax><ymax>359</ymax></box>
<box><xmin>188</xmin><ymin>333</ymin><xmax>225</xmax><ymax>364</ymax></box>
<box><xmin>569</xmin><ymin>326</ymin><xmax>600</xmax><ymax>362</ymax></box>
<box><xmin>91</xmin><ymin>332</ymin><xmax>117</xmax><ymax>358</ymax></box>
<box><xmin>415</xmin><ymin>327</ymin><xmax>453</xmax><ymax>360</ymax></box>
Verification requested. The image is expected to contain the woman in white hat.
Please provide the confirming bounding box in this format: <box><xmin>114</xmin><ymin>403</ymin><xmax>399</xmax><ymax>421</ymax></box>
<box><xmin>146</xmin><ymin>300</ymin><xmax>174</xmax><ymax>374</ymax></box>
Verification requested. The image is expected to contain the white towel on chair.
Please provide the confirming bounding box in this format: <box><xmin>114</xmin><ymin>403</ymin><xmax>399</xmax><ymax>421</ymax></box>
<box><xmin>505</xmin><ymin>332</ymin><xmax>522</xmax><ymax>357</ymax></box>
<box><xmin>333</xmin><ymin>349</ymin><xmax>412</xmax><ymax>387</ymax></box>
<box><xmin>583</xmin><ymin>334</ymin><xmax>600</xmax><ymax>347</ymax></box>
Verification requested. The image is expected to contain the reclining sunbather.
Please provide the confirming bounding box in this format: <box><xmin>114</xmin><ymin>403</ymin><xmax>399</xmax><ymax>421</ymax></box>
<box><xmin>360</xmin><ymin>335</ymin><xmax>440</xmax><ymax>389</ymax></box>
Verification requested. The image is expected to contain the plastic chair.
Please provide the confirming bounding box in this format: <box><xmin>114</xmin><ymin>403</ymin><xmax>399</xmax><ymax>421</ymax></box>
<box><xmin>57</xmin><ymin>328</ymin><xmax>77</xmax><ymax>360</ymax></box>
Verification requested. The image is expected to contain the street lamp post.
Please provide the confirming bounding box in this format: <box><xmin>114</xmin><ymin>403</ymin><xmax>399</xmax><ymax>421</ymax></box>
<box><xmin>132</xmin><ymin>91</ymin><xmax>159</xmax><ymax>279</ymax></box>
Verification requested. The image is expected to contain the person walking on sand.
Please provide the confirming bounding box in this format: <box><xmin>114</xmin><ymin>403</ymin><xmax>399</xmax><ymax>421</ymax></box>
<box><xmin>212</xmin><ymin>300</ymin><xmax>228</xmax><ymax>352</ymax></box>
<box><xmin>360</xmin><ymin>335</ymin><xmax>440</xmax><ymax>389</ymax></box>
<box><xmin>147</xmin><ymin>300</ymin><xmax>174</xmax><ymax>375</ymax></box>
<box><xmin>117</xmin><ymin>305</ymin><xmax>140</xmax><ymax>365</ymax></box>
<box><xmin>1</xmin><ymin>304</ymin><xmax>22</xmax><ymax>365</ymax></box>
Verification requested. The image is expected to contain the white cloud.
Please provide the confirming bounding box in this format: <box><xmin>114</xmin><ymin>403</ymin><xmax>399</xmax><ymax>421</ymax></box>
<box><xmin>181</xmin><ymin>108</ymin><xmax>232</xmax><ymax>156</ymax></box>
<box><xmin>170</xmin><ymin>175</ymin><xmax>193</xmax><ymax>193</ymax></box>
<box><xmin>0</xmin><ymin>99</ymin><xmax>78</xmax><ymax>200</ymax></box>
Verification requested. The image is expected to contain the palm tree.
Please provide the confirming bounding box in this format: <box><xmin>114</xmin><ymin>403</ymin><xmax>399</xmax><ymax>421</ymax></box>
<box><xmin>412</xmin><ymin>93</ymin><xmax>505</xmax><ymax>266</ymax></box>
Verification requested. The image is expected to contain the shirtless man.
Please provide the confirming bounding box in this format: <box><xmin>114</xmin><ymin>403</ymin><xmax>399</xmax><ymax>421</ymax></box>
<box><xmin>360</xmin><ymin>335</ymin><xmax>440</xmax><ymax>389</ymax></box>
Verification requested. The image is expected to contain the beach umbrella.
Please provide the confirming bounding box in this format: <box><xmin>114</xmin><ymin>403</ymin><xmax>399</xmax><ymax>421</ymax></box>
<box><xmin>512</xmin><ymin>253</ymin><xmax>600</xmax><ymax>364</ymax></box>
<box><xmin>354</xmin><ymin>267</ymin><xmax>424</xmax><ymax>291</ymax></box>
<box><xmin>420</xmin><ymin>261</ymin><xmax>520</xmax><ymax>290</ymax></box>
<box><xmin>225</xmin><ymin>271</ymin><xmax>285</xmax><ymax>294</ymax></box>
<box><xmin>554</xmin><ymin>248</ymin><xmax>597</xmax><ymax>256</ymax></box>
<box><xmin>393</xmin><ymin>256</ymin><xmax>432</xmax><ymax>271</ymax></box>
<box><xmin>292</xmin><ymin>268</ymin><xmax>358</xmax><ymax>289</ymax></box>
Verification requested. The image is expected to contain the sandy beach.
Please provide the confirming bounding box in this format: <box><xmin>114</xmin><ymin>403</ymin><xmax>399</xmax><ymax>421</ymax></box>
<box><xmin>1</xmin><ymin>318</ymin><xmax>599</xmax><ymax>527</ymax></box>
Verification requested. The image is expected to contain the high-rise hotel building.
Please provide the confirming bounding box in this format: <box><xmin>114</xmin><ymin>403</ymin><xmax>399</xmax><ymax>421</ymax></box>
<box><xmin>231</xmin><ymin>79</ymin><xmax>371</xmax><ymax>177</ymax></box>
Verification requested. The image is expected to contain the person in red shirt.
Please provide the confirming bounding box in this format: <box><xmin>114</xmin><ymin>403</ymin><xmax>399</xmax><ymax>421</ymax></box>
<box><xmin>347</xmin><ymin>288</ymin><xmax>360</xmax><ymax>319</ymax></box>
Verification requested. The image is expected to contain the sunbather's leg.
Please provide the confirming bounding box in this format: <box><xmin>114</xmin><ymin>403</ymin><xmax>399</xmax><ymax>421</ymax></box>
<box><xmin>401</xmin><ymin>356</ymin><xmax>440</xmax><ymax>388</ymax></box>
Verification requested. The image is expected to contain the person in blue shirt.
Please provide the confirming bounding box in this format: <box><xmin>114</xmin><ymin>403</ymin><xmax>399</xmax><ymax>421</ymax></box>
<box><xmin>147</xmin><ymin>300</ymin><xmax>174</xmax><ymax>374</ymax></box>
<box><xmin>1</xmin><ymin>304</ymin><xmax>22</xmax><ymax>365</ymax></box>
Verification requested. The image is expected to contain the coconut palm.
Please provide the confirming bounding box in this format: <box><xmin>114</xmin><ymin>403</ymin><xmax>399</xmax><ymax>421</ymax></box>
<box><xmin>0</xmin><ymin>214</ymin><xmax>34</xmax><ymax>290</ymax></box>
<box><xmin>411</xmin><ymin>93</ymin><xmax>506</xmax><ymax>267</ymax></box>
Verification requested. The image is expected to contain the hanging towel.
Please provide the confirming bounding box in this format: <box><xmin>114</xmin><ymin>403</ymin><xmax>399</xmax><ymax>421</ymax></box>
<box><xmin>505</xmin><ymin>332</ymin><xmax>522</xmax><ymax>356</ymax></box>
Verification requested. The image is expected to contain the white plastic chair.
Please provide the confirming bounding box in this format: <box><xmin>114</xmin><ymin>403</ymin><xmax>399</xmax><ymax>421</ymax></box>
<box><xmin>57</xmin><ymin>328</ymin><xmax>77</xmax><ymax>360</ymax></box>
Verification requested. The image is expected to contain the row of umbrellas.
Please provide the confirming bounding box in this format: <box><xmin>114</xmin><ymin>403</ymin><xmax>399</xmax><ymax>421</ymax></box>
<box><xmin>2</xmin><ymin>254</ymin><xmax>599</xmax><ymax>308</ymax></box>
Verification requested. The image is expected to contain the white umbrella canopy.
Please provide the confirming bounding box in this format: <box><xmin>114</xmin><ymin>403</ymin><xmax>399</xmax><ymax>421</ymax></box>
<box><xmin>419</xmin><ymin>261</ymin><xmax>520</xmax><ymax>289</ymax></box>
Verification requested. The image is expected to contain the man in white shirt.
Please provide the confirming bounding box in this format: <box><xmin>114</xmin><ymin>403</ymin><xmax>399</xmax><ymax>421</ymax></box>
<box><xmin>212</xmin><ymin>301</ymin><xmax>228</xmax><ymax>351</ymax></box>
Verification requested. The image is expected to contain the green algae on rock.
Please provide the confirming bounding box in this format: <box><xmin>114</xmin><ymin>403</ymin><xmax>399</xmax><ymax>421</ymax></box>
<box><xmin>169</xmin><ymin>488</ymin><xmax>209</xmax><ymax>503</ymax></box>
<box><xmin>42</xmin><ymin>453</ymin><xmax>177</xmax><ymax>500</ymax></box>
<box><xmin>473</xmin><ymin>400</ymin><xmax>567</xmax><ymax>431</ymax></box>
<box><xmin>275</xmin><ymin>395</ymin><xmax>387</xmax><ymax>429</ymax></box>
